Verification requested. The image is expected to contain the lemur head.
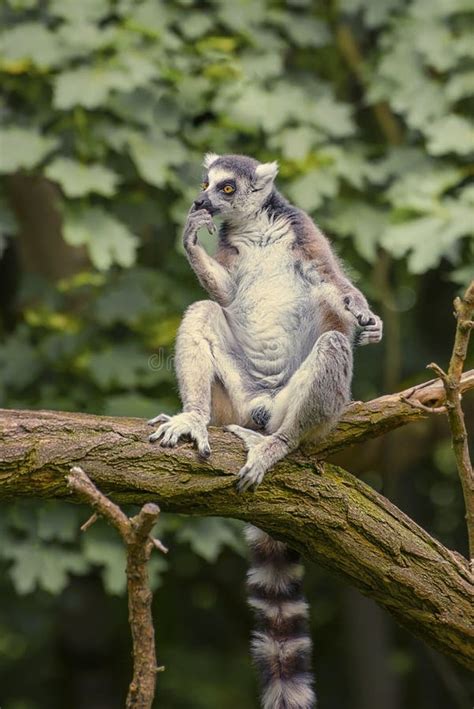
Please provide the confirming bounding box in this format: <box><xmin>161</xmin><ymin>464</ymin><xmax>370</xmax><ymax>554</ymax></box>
<box><xmin>193</xmin><ymin>153</ymin><xmax>279</xmax><ymax>219</ymax></box>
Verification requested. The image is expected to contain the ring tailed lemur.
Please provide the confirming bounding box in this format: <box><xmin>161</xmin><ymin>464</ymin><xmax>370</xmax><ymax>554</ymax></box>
<box><xmin>148</xmin><ymin>153</ymin><xmax>382</xmax><ymax>709</ymax></box>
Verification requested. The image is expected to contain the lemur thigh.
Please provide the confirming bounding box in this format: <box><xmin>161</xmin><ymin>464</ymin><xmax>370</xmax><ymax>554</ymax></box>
<box><xmin>228</xmin><ymin>331</ymin><xmax>352</xmax><ymax>492</ymax></box>
<box><xmin>269</xmin><ymin>330</ymin><xmax>352</xmax><ymax>439</ymax></box>
<box><xmin>149</xmin><ymin>300</ymin><xmax>248</xmax><ymax>453</ymax></box>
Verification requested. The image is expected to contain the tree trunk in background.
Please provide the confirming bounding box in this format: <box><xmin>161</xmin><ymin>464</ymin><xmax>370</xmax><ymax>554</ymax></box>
<box><xmin>7</xmin><ymin>173</ymin><xmax>88</xmax><ymax>281</ymax></box>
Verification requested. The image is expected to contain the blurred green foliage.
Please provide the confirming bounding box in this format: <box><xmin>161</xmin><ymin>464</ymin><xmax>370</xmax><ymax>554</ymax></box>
<box><xmin>0</xmin><ymin>0</ymin><xmax>473</xmax><ymax>707</ymax></box>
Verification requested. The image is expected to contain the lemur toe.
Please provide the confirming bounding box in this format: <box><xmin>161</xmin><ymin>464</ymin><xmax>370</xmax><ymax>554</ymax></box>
<box><xmin>236</xmin><ymin>464</ymin><xmax>265</xmax><ymax>493</ymax></box>
<box><xmin>225</xmin><ymin>424</ymin><xmax>265</xmax><ymax>450</ymax></box>
<box><xmin>147</xmin><ymin>413</ymin><xmax>171</xmax><ymax>426</ymax></box>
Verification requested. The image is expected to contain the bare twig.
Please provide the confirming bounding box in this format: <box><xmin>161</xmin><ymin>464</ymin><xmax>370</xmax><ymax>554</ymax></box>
<box><xmin>80</xmin><ymin>512</ymin><xmax>98</xmax><ymax>532</ymax></box>
<box><xmin>400</xmin><ymin>389</ymin><xmax>446</xmax><ymax>415</ymax></box>
<box><xmin>427</xmin><ymin>282</ymin><xmax>474</xmax><ymax>573</ymax></box>
<box><xmin>67</xmin><ymin>466</ymin><xmax>166</xmax><ymax>709</ymax></box>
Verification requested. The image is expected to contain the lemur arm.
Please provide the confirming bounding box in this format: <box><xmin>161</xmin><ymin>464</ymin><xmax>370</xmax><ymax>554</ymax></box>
<box><xmin>294</xmin><ymin>212</ymin><xmax>383</xmax><ymax>344</ymax></box>
<box><xmin>183</xmin><ymin>209</ymin><xmax>234</xmax><ymax>306</ymax></box>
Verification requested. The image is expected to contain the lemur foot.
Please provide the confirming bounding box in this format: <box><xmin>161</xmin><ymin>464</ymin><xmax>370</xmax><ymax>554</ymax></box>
<box><xmin>226</xmin><ymin>427</ymin><xmax>289</xmax><ymax>493</ymax></box>
<box><xmin>343</xmin><ymin>295</ymin><xmax>383</xmax><ymax>345</ymax></box>
<box><xmin>224</xmin><ymin>424</ymin><xmax>265</xmax><ymax>449</ymax></box>
<box><xmin>148</xmin><ymin>411</ymin><xmax>211</xmax><ymax>458</ymax></box>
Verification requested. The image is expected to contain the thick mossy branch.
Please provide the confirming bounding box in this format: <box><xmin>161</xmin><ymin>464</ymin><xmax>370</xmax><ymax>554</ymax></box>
<box><xmin>0</xmin><ymin>394</ymin><xmax>473</xmax><ymax>671</ymax></box>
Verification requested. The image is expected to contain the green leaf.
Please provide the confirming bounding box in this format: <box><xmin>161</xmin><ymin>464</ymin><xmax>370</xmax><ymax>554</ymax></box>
<box><xmin>306</xmin><ymin>96</ymin><xmax>355</xmax><ymax>138</ymax></box>
<box><xmin>381</xmin><ymin>198</ymin><xmax>474</xmax><ymax>273</ymax></box>
<box><xmin>446</xmin><ymin>71</ymin><xmax>474</xmax><ymax>102</ymax></box>
<box><xmin>49</xmin><ymin>0</ymin><xmax>111</xmax><ymax>23</ymax></box>
<box><xmin>0</xmin><ymin>128</ymin><xmax>58</xmax><ymax>173</ymax></box>
<box><xmin>413</xmin><ymin>21</ymin><xmax>457</xmax><ymax>72</ymax></box>
<box><xmin>0</xmin><ymin>329</ymin><xmax>41</xmax><ymax>391</ymax></box>
<box><xmin>177</xmin><ymin>518</ymin><xmax>245</xmax><ymax>563</ymax></box>
<box><xmin>425</xmin><ymin>115</ymin><xmax>474</xmax><ymax>156</ymax></box>
<box><xmin>126</xmin><ymin>0</ymin><xmax>172</xmax><ymax>38</ymax></box>
<box><xmin>87</xmin><ymin>344</ymin><xmax>155</xmax><ymax>389</ymax></box>
<box><xmin>45</xmin><ymin>158</ymin><xmax>119</xmax><ymax>197</ymax></box>
<box><xmin>340</xmin><ymin>0</ymin><xmax>401</xmax><ymax>27</ymax></box>
<box><xmin>38</xmin><ymin>503</ymin><xmax>80</xmax><ymax>542</ymax></box>
<box><xmin>275</xmin><ymin>14</ymin><xmax>330</xmax><ymax>47</ymax></box>
<box><xmin>0</xmin><ymin>22</ymin><xmax>64</xmax><ymax>69</ymax></box>
<box><xmin>82</xmin><ymin>532</ymin><xmax>127</xmax><ymax>595</ymax></box>
<box><xmin>180</xmin><ymin>12</ymin><xmax>214</xmax><ymax>39</ymax></box>
<box><xmin>328</xmin><ymin>201</ymin><xmax>388</xmax><ymax>262</ymax></box>
<box><xmin>128</xmin><ymin>131</ymin><xmax>187</xmax><ymax>187</ymax></box>
<box><xmin>57</xmin><ymin>22</ymin><xmax>118</xmax><ymax>59</ymax></box>
<box><xmin>271</xmin><ymin>126</ymin><xmax>324</xmax><ymax>160</ymax></box>
<box><xmin>385</xmin><ymin>166</ymin><xmax>462</xmax><ymax>212</ymax></box>
<box><xmin>6</xmin><ymin>541</ymin><xmax>87</xmax><ymax>594</ymax></box>
<box><xmin>63</xmin><ymin>206</ymin><xmax>139</xmax><ymax>270</ymax></box>
<box><xmin>95</xmin><ymin>281</ymin><xmax>154</xmax><ymax>326</ymax></box>
<box><xmin>54</xmin><ymin>55</ymin><xmax>157</xmax><ymax>110</ymax></box>
<box><xmin>287</xmin><ymin>169</ymin><xmax>339</xmax><ymax>212</ymax></box>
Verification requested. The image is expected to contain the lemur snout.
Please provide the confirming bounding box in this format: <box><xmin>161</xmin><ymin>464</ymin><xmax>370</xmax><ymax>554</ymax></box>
<box><xmin>193</xmin><ymin>192</ymin><xmax>213</xmax><ymax>212</ymax></box>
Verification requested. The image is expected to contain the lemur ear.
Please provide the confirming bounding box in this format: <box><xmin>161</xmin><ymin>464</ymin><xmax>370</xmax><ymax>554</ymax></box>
<box><xmin>253</xmin><ymin>161</ymin><xmax>279</xmax><ymax>189</ymax></box>
<box><xmin>203</xmin><ymin>152</ymin><xmax>221</xmax><ymax>169</ymax></box>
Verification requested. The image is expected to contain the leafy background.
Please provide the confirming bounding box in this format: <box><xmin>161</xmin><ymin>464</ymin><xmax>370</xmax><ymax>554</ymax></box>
<box><xmin>0</xmin><ymin>0</ymin><xmax>473</xmax><ymax>707</ymax></box>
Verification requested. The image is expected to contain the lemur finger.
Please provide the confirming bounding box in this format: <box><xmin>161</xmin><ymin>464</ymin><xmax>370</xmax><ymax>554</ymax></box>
<box><xmin>147</xmin><ymin>413</ymin><xmax>170</xmax><ymax>426</ymax></box>
<box><xmin>356</xmin><ymin>313</ymin><xmax>375</xmax><ymax>327</ymax></box>
<box><xmin>160</xmin><ymin>428</ymin><xmax>179</xmax><ymax>447</ymax></box>
<box><xmin>149</xmin><ymin>422</ymin><xmax>171</xmax><ymax>442</ymax></box>
<box><xmin>197</xmin><ymin>439</ymin><xmax>211</xmax><ymax>458</ymax></box>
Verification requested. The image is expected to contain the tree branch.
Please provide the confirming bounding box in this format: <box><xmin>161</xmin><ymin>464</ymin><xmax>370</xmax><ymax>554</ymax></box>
<box><xmin>67</xmin><ymin>466</ymin><xmax>166</xmax><ymax>709</ymax></box>
<box><xmin>426</xmin><ymin>281</ymin><xmax>474</xmax><ymax>572</ymax></box>
<box><xmin>0</xmin><ymin>388</ymin><xmax>473</xmax><ymax>670</ymax></box>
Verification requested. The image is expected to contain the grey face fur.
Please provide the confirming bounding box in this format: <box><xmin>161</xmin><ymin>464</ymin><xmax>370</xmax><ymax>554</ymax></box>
<box><xmin>194</xmin><ymin>153</ymin><xmax>279</xmax><ymax>218</ymax></box>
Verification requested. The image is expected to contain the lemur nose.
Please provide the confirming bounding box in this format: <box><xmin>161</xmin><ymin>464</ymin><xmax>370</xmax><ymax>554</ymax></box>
<box><xmin>193</xmin><ymin>191</ymin><xmax>211</xmax><ymax>211</ymax></box>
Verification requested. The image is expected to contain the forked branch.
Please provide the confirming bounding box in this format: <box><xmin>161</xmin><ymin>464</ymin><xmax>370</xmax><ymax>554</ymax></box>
<box><xmin>67</xmin><ymin>466</ymin><xmax>167</xmax><ymax>709</ymax></box>
<box><xmin>427</xmin><ymin>282</ymin><xmax>474</xmax><ymax>572</ymax></box>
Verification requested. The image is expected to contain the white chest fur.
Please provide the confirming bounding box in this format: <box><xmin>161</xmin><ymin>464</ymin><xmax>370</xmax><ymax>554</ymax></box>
<box><xmin>224</xmin><ymin>214</ymin><xmax>318</xmax><ymax>388</ymax></box>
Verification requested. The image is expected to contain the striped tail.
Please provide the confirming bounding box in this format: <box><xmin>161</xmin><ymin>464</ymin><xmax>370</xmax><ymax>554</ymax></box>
<box><xmin>245</xmin><ymin>525</ymin><xmax>316</xmax><ymax>709</ymax></box>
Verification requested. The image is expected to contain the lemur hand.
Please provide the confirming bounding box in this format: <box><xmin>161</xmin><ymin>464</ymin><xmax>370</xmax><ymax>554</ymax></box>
<box><xmin>183</xmin><ymin>208</ymin><xmax>217</xmax><ymax>250</ymax></box>
<box><xmin>343</xmin><ymin>295</ymin><xmax>383</xmax><ymax>345</ymax></box>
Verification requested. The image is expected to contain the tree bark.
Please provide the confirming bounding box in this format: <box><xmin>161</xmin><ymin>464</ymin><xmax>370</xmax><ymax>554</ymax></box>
<box><xmin>0</xmin><ymin>402</ymin><xmax>473</xmax><ymax>671</ymax></box>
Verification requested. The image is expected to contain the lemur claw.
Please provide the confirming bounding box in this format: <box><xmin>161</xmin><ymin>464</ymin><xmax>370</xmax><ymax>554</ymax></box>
<box><xmin>148</xmin><ymin>411</ymin><xmax>211</xmax><ymax>457</ymax></box>
<box><xmin>236</xmin><ymin>463</ymin><xmax>266</xmax><ymax>493</ymax></box>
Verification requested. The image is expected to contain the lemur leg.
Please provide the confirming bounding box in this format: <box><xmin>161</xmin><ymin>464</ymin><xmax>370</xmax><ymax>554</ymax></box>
<box><xmin>149</xmin><ymin>300</ymin><xmax>248</xmax><ymax>456</ymax></box>
<box><xmin>228</xmin><ymin>331</ymin><xmax>352</xmax><ymax>492</ymax></box>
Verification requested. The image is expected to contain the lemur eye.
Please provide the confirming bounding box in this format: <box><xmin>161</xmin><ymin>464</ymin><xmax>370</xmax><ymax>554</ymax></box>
<box><xmin>223</xmin><ymin>185</ymin><xmax>235</xmax><ymax>194</ymax></box>
<box><xmin>201</xmin><ymin>182</ymin><xmax>209</xmax><ymax>190</ymax></box>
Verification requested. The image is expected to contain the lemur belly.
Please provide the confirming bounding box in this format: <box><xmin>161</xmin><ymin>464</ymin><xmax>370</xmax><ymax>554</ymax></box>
<box><xmin>224</xmin><ymin>239</ymin><xmax>318</xmax><ymax>390</ymax></box>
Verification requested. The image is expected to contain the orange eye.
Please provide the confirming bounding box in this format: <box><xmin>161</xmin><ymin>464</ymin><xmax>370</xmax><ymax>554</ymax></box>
<box><xmin>223</xmin><ymin>185</ymin><xmax>234</xmax><ymax>194</ymax></box>
<box><xmin>201</xmin><ymin>182</ymin><xmax>209</xmax><ymax>190</ymax></box>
